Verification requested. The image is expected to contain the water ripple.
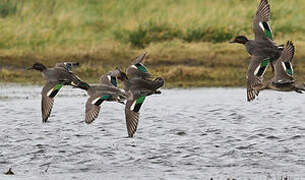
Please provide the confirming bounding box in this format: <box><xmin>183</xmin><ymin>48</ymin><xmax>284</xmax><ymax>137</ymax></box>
<box><xmin>1</xmin><ymin>85</ymin><xmax>305</xmax><ymax>179</ymax></box>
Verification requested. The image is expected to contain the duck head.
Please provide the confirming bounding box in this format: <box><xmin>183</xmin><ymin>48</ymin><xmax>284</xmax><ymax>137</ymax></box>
<box><xmin>27</xmin><ymin>63</ymin><xmax>47</xmax><ymax>71</ymax></box>
<box><xmin>230</xmin><ymin>35</ymin><xmax>249</xmax><ymax>44</ymax></box>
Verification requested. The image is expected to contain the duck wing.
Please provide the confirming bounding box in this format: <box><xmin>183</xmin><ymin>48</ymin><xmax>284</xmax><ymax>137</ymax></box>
<box><xmin>100</xmin><ymin>69</ymin><xmax>121</xmax><ymax>87</ymax></box>
<box><xmin>55</xmin><ymin>62</ymin><xmax>80</xmax><ymax>72</ymax></box>
<box><xmin>247</xmin><ymin>55</ymin><xmax>271</xmax><ymax>101</ymax></box>
<box><xmin>272</xmin><ymin>41</ymin><xmax>295</xmax><ymax>84</ymax></box>
<box><xmin>85</xmin><ymin>86</ymin><xmax>127</xmax><ymax>124</ymax></box>
<box><xmin>253</xmin><ymin>0</ymin><xmax>273</xmax><ymax>41</ymax></box>
<box><xmin>41</xmin><ymin>81</ymin><xmax>64</xmax><ymax>122</ymax></box>
<box><xmin>125</xmin><ymin>93</ymin><xmax>146</xmax><ymax>137</ymax></box>
<box><xmin>85</xmin><ymin>95</ymin><xmax>106</xmax><ymax>124</ymax></box>
<box><xmin>126</xmin><ymin>53</ymin><xmax>151</xmax><ymax>79</ymax></box>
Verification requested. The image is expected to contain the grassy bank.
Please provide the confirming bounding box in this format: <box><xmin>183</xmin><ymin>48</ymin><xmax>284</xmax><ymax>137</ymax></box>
<box><xmin>1</xmin><ymin>0</ymin><xmax>305</xmax><ymax>87</ymax></box>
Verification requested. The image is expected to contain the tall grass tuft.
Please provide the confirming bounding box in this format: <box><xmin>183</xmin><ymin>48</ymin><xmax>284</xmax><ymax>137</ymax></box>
<box><xmin>184</xmin><ymin>27</ymin><xmax>234</xmax><ymax>43</ymax></box>
<box><xmin>115</xmin><ymin>21</ymin><xmax>182</xmax><ymax>48</ymax></box>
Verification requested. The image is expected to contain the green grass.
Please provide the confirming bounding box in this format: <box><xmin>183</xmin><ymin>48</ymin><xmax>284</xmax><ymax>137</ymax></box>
<box><xmin>1</xmin><ymin>0</ymin><xmax>305</xmax><ymax>87</ymax></box>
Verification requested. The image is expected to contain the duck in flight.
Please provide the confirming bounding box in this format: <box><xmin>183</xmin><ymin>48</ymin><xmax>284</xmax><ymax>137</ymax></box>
<box><xmin>230</xmin><ymin>0</ymin><xmax>284</xmax><ymax>101</ymax></box>
<box><xmin>117</xmin><ymin>53</ymin><xmax>165</xmax><ymax>137</ymax></box>
<box><xmin>27</xmin><ymin>62</ymin><xmax>82</xmax><ymax>122</ymax></box>
<box><xmin>249</xmin><ymin>41</ymin><xmax>305</xmax><ymax>100</ymax></box>
<box><xmin>74</xmin><ymin>69</ymin><xmax>127</xmax><ymax>124</ymax></box>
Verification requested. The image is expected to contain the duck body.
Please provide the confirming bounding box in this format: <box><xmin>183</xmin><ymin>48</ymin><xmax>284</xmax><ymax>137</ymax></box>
<box><xmin>245</xmin><ymin>39</ymin><xmax>281</xmax><ymax>60</ymax></box>
<box><xmin>123</xmin><ymin>77</ymin><xmax>163</xmax><ymax>95</ymax></box>
<box><xmin>86</xmin><ymin>84</ymin><xmax>126</xmax><ymax>103</ymax></box>
<box><xmin>42</xmin><ymin>67</ymin><xmax>81</xmax><ymax>85</ymax></box>
<box><xmin>265</xmin><ymin>81</ymin><xmax>301</xmax><ymax>92</ymax></box>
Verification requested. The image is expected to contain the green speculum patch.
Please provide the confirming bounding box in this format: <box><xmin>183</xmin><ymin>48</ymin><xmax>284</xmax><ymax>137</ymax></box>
<box><xmin>256</xmin><ymin>59</ymin><xmax>270</xmax><ymax>77</ymax></box>
<box><xmin>262</xmin><ymin>22</ymin><xmax>272</xmax><ymax>39</ymax></box>
<box><xmin>135</xmin><ymin>63</ymin><xmax>148</xmax><ymax>72</ymax></box>
<box><xmin>136</xmin><ymin>96</ymin><xmax>146</xmax><ymax>104</ymax></box>
<box><xmin>264</xmin><ymin>30</ymin><xmax>272</xmax><ymax>40</ymax></box>
<box><xmin>94</xmin><ymin>95</ymin><xmax>111</xmax><ymax>106</ymax></box>
<box><xmin>49</xmin><ymin>83</ymin><xmax>63</xmax><ymax>98</ymax></box>
<box><xmin>133</xmin><ymin>96</ymin><xmax>146</xmax><ymax>113</ymax></box>
<box><xmin>284</xmin><ymin>62</ymin><xmax>293</xmax><ymax>75</ymax></box>
<box><xmin>101</xmin><ymin>95</ymin><xmax>111</xmax><ymax>100</ymax></box>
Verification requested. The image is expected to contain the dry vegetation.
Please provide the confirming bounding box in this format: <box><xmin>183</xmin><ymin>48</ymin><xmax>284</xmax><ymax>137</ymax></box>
<box><xmin>0</xmin><ymin>0</ymin><xmax>305</xmax><ymax>87</ymax></box>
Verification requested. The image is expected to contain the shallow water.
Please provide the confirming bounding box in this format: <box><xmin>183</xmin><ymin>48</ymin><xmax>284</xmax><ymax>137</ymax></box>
<box><xmin>0</xmin><ymin>84</ymin><xmax>305</xmax><ymax>179</ymax></box>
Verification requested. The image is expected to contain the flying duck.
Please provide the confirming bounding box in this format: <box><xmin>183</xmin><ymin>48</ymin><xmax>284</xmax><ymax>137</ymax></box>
<box><xmin>27</xmin><ymin>62</ymin><xmax>82</xmax><ymax>122</ymax></box>
<box><xmin>118</xmin><ymin>53</ymin><xmax>165</xmax><ymax>137</ymax></box>
<box><xmin>74</xmin><ymin>69</ymin><xmax>127</xmax><ymax>124</ymax></box>
<box><xmin>230</xmin><ymin>0</ymin><xmax>284</xmax><ymax>101</ymax></box>
<box><xmin>266</xmin><ymin>41</ymin><xmax>305</xmax><ymax>93</ymax></box>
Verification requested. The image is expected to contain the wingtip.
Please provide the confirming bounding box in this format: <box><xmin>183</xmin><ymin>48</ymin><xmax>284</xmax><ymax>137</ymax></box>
<box><xmin>286</xmin><ymin>40</ymin><xmax>294</xmax><ymax>47</ymax></box>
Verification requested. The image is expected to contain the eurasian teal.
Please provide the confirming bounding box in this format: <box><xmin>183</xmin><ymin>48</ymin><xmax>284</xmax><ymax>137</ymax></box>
<box><xmin>266</xmin><ymin>41</ymin><xmax>305</xmax><ymax>93</ymax></box>
<box><xmin>230</xmin><ymin>0</ymin><xmax>283</xmax><ymax>101</ymax></box>
<box><xmin>74</xmin><ymin>70</ymin><xmax>127</xmax><ymax>124</ymax></box>
<box><xmin>27</xmin><ymin>62</ymin><xmax>82</xmax><ymax>122</ymax></box>
<box><xmin>118</xmin><ymin>53</ymin><xmax>164</xmax><ymax>137</ymax></box>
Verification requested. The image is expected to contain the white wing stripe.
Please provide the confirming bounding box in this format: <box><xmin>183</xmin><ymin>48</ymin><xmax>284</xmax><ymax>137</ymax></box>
<box><xmin>130</xmin><ymin>100</ymin><xmax>136</xmax><ymax>111</ymax></box>
<box><xmin>91</xmin><ymin>97</ymin><xmax>100</xmax><ymax>105</ymax></box>
<box><xmin>47</xmin><ymin>88</ymin><xmax>54</xmax><ymax>97</ymax></box>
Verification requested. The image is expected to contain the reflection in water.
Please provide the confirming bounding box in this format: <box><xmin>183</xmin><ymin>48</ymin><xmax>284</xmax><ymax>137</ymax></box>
<box><xmin>0</xmin><ymin>84</ymin><xmax>305</xmax><ymax>179</ymax></box>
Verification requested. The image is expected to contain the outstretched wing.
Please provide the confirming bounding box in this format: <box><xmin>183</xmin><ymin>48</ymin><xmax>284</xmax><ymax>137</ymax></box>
<box><xmin>253</xmin><ymin>0</ymin><xmax>272</xmax><ymax>40</ymax></box>
<box><xmin>247</xmin><ymin>56</ymin><xmax>270</xmax><ymax>101</ymax></box>
<box><xmin>126</xmin><ymin>53</ymin><xmax>151</xmax><ymax>79</ymax></box>
<box><xmin>85</xmin><ymin>95</ymin><xmax>109</xmax><ymax>124</ymax></box>
<box><xmin>41</xmin><ymin>81</ymin><xmax>63</xmax><ymax>122</ymax></box>
<box><xmin>85</xmin><ymin>86</ymin><xmax>127</xmax><ymax>124</ymax></box>
<box><xmin>125</xmin><ymin>94</ymin><xmax>146</xmax><ymax>137</ymax></box>
<box><xmin>272</xmin><ymin>41</ymin><xmax>295</xmax><ymax>84</ymax></box>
